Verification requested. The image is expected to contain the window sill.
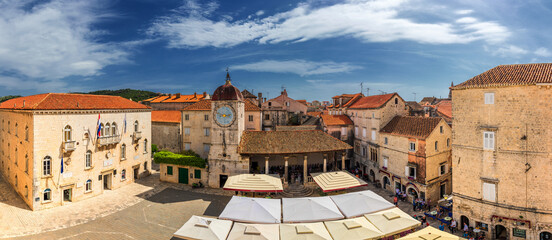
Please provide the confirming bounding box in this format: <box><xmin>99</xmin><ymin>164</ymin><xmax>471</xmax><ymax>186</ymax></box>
<box><xmin>84</xmin><ymin>190</ymin><xmax>92</xmax><ymax>194</ymax></box>
<box><xmin>121</xmin><ymin>178</ymin><xmax>127</xmax><ymax>182</ymax></box>
<box><xmin>42</xmin><ymin>175</ymin><xmax>53</xmax><ymax>179</ymax></box>
<box><xmin>84</xmin><ymin>167</ymin><xmax>94</xmax><ymax>171</ymax></box>
<box><xmin>42</xmin><ymin>200</ymin><xmax>52</xmax><ymax>204</ymax></box>
<box><xmin>120</xmin><ymin>158</ymin><xmax>126</xmax><ymax>161</ymax></box>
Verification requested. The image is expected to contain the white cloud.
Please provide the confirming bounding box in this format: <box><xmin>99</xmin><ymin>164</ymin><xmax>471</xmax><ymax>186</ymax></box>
<box><xmin>148</xmin><ymin>0</ymin><xmax>511</xmax><ymax>48</ymax></box>
<box><xmin>256</xmin><ymin>10</ymin><xmax>265</xmax><ymax>16</ymax></box>
<box><xmin>455</xmin><ymin>9</ymin><xmax>473</xmax><ymax>15</ymax></box>
<box><xmin>0</xmin><ymin>76</ymin><xmax>83</xmax><ymax>92</ymax></box>
<box><xmin>534</xmin><ymin>47</ymin><xmax>551</xmax><ymax>57</ymax></box>
<box><xmin>490</xmin><ymin>45</ymin><xmax>528</xmax><ymax>57</ymax></box>
<box><xmin>231</xmin><ymin>60</ymin><xmax>361</xmax><ymax>76</ymax></box>
<box><xmin>0</xmin><ymin>0</ymin><xmax>128</xmax><ymax>80</ymax></box>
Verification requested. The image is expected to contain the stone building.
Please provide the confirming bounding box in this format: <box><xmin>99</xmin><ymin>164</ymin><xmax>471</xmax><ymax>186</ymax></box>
<box><xmin>346</xmin><ymin>93</ymin><xmax>407</xmax><ymax>177</ymax></box>
<box><xmin>0</xmin><ymin>93</ymin><xmax>151</xmax><ymax>210</ymax></box>
<box><xmin>406</xmin><ymin>101</ymin><xmax>424</xmax><ymax>117</ymax></box>
<box><xmin>327</xmin><ymin>93</ymin><xmax>363</xmax><ymax>115</ymax></box>
<box><xmin>151</xmin><ymin>110</ymin><xmax>181</xmax><ymax>152</ymax></box>
<box><xmin>261</xmin><ymin>89</ymin><xmax>308</xmax><ymax>130</ymax></box>
<box><xmin>378</xmin><ymin>116</ymin><xmax>452</xmax><ymax>204</ymax></box>
<box><xmin>320</xmin><ymin>114</ymin><xmax>354</xmax><ymax>166</ymax></box>
<box><xmin>141</xmin><ymin>92</ymin><xmax>209</xmax><ymax>110</ymax></box>
<box><xmin>452</xmin><ymin>63</ymin><xmax>552</xmax><ymax>240</ymax></box>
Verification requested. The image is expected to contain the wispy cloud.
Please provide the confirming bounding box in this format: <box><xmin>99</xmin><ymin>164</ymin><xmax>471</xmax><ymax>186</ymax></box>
<box><xmin>0</xmin><ymin>0</ymin><xmax>129</xmax><ymax>80</ymax></box>
<box><xmin>0</xmin><ymin>76</ymin><xmax>84</xmax><ymax>92</ymax></box>
<box><xmin>455</xmin><ymin>9</ymin><xmax>474</xmax><ymax>15</ymax></box>
<box><xmin>231</xmin><ymin>60</ymin><xmax>361</xmax><ymax>76</ymax></box>
<box><xmin>534</xmin><ymin>47</ymin><xmax>551</xmax><ymax>57</ymax></box>
<box><xmin>488</xmin><ymin>45</ymin><xmax>528</xmax><ymax>57</ymax></box>
<box><xmin>148</xmin><ymin>0</ymin><xmax>511</xmax><ymax>49</ymax></box>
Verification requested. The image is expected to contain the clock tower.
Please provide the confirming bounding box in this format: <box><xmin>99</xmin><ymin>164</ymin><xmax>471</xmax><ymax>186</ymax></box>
<box><xmin>207</xmin><ymin>71</ymin><xmax>247</xmax><ymax>188</ymax></box>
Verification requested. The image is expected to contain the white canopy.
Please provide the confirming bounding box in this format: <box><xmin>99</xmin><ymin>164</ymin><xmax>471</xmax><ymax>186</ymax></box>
<box><xmin>398</xmin><ymin>226</ymin><xmax>463</xmax><ymax>240</ymax></box>
<box><xmin>226</xmin><ymin>222</ymin><xmax>280</xmax><ymax>240</ymax></box>
<box><xmin>364</xmin><ymin>207</ymin><xmax>421</xmax><ymax>237</ymax></box>
<box><xmin>219</xmin><ymin>196</ymin><xmax>282</xmax><ymax>224</ymax></box>
<box><xmin>173</xmin><ymin>215</ymin><xmax>233</xmax><ymax>240</ymax></box>
<box><xmin>324</xmin><ymin>217</ymin><xmax>383</xmax><ymax>240</ymax></box>
<box><xmin>282</xmin><ymin>197</ymin><xmax>344</xmax><ymax>223</ymax></box>
<box><xmin>330</xmin><ymin>190</ymin><xmax>395</xmax><ymax>218</ymax></box>
<box><xmin>280</xmin><ymin>222</ymin><xmax>333</xmax><ymax>240</ymax></box>
<box><xmin>311</xmin><ymin>171</ymin><xmax>368</xmax><ymax>192</ymax></box>
<box><xmin>223</xmin><ymin>174</ymin><xmax>283</xmax><ymax>193</ymax></box>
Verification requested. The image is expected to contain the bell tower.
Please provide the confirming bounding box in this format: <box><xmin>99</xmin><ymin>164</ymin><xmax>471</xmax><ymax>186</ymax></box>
<box><xmin>207</xmin><ymin>70</ymin><xmax>246</xmax><ymax>188</ymax></box>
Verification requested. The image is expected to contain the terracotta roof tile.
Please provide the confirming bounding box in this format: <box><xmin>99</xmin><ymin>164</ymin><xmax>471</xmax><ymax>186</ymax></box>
<box><xmin>182</xmin><ymin>99</ymin><xmax>261</xmax><ymax>111</ymax></box>
<box><xmin>321</xmin><ymin>114</ymin><xmax>353</xmax><ymax>126</ymax></box>
<box><xmin>147</xmin><ymin>93</ymin><xmax>207</xmax><ymax>103</ymax></box>
<box><xmin>241</xmin><ymin>89</ymin><xmax>257</xmax><ymax>98</ymax></box>
<box><xmin>238</xmin><ymin>130</ymin><xmax>352</xmax><ymax>154</ymax></box>
<box><xmin>453</xmin><ymin>63</ymin><xmax>552</xmax><ymax>89</ymax></box>
<box><xmin>151</xmin><ymin>110</ymin><xmax>181</xmax><ymax>123</ymax></box>
<box><xmin>380</xmin><ymin>116</ymin><xmax>442</xmax><ymax>139</ymax></box>
<box><xmin>0</xmin><ymin>93</ymin><xmax>149</xmax><ymax>110</ymax></box>
<box><xmin>406</xmin><ymin>101</ymin><xmax>423</xmax><ymax>111</ymax></box>
<box><xmin>435</xmin><ymin>99</ymin><xmax>452</xmax><ymax>119</ymax></box>
<box><xmin>348</xmin><ymin>93</ymin><xmax>397</xmax><ymax>109</ymax></box>
<box><xmin>307</xmin><ymin>112</ymin><xmax>323</xmax><ymax>117</ymax></box>
<box><xmin>296</xmin><ymin>100</ymin><xmax>308</xmax><ymax>106</ymax></box>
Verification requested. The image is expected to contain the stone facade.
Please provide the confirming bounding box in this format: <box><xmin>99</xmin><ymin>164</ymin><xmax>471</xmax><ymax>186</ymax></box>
<box><xmin>159</xmin><ymin>163</ymin><xmax>208</xmax><ymax>185</ymax></box>
<box><xmin>181</xmin><ymin>109</ymin><xmax>212</xmax><ymax>159</ymax></box>
<box><xmin>261</xmin><ymin>89</ymin><xmax>307</xmax><ymax>130</ymax></box>
<box><xmin>152</xmin><ymin>122</ymin><xmax>181</xmax><ymax>152</ymax></box>
<box><xmin>0</xmin><ymin>108</ymin><xmax>151</xmax><ymax>211</ymax></box>
<box><xmin>452</xmin><ymin>85</ymin><xmax>552</xmax><ymax>240</ymax></box>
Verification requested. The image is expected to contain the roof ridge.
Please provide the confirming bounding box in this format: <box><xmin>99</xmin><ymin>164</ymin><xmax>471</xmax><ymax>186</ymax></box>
<box><xmin>32</xmin><ymin>93</ymin><xmax>52</xmax><ymax>109</ymax></box>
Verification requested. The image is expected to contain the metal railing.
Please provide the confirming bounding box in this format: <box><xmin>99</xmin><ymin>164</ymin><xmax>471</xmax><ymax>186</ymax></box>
<box><xmin>98</xmin><ymin>135</ymin><xmax>121</xmax><ymax>146</ymax></box>
<box><xmin>133</xmin><ymin>131</ymin><xmax>142</xmax><ymax>141</ymax></box>
<box><xmin>64</xmin><ymin>141</ymin><xmax>76</xmax><ymax>151</ymax></box>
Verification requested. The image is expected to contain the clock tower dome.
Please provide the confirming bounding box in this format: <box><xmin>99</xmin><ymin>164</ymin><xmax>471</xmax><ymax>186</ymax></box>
<box><xmin>207</xmin><ymin>71</ymin><xmax>247</xmax><ymax>188</ymax></box>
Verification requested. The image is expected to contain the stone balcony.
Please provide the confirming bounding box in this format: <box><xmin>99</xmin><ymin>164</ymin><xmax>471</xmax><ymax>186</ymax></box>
<box><xmin>64</xmin><ymin>141</ymin><xmax>76</xmax><ymax>151</ymax></box>
<box><xmin>133</xmin><ymin>131</ymin><xmax>142</xmax><ymax>141</ymax></box>
<box><xmin>98</xmin><ymin>135</ymin><xmax>121</xmax><ymax>146</ymax></box>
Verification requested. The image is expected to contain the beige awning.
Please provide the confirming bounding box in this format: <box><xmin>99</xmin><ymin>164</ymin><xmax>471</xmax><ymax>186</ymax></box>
<box><xmin>324</xmin><ymin>217</ymin><xmax>383</xmax><ymax>240</ymax></box>
<box><xmin>363</xmin><ymin>207</ymin><xmax>421</xmax><ymax>237</ymax></box>
<box><xmin>280</xmin><ymin>222</ymin><xmax>333</xmax><ymax>240</ymax></box>
<box><xmin>226</xmin><ymin>223</ymin><xmax>280</xmax><ymax>240</ymax></box>
<box><xmin>311</xmin><ymin>171</ymin><xmax>368</xmax><ymax>192</ymax></box>
<box><xmin>173</xmin><ymin>215</ymin><xmax>233</xmax><ymax>240</ymax></box>
<box><xmin>398</xmin><ymin>226</ymin><xmax>465</xmax><ymax>240</ymax></box>
<box><xmin>223</xmin><ymin>174</ymin><xmax>283</xmax><ymax>193</ymax></box>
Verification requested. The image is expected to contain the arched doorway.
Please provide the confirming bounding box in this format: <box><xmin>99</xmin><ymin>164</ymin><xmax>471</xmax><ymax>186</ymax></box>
<box><xmin>540</xmin><ymin>232</ymin><xmax>552</xmax><ymax>240</ymax></box>
<box><xmin>495</xmin><ymin>224</ymin><xmax>508</xmax><ymax>240</ymax></box>
<box><xmin>383</xmin><ymin>176</ymin><xmax>390</xmax><ymax>189</ymax></box>
<box><xmin>407</xmin><ymin>187</ymin><xmax>418</xmax><ymax>199</ymax></box>
<box><xmin>460</xmin><ymin>216</ymin><xmax>469</xmax><ymax>230</ymax></box>
<box><xmin>369</xmin><ymin>170</ymin><xmax>375</xmax><ymax>182</ymax></box>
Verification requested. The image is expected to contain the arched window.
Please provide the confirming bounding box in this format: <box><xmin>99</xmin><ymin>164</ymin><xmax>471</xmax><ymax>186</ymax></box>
<box><xmin>64</xmin><ymin>125</ymin><xmax>72</xmax><ymax>142</ymax></box>
<box><xmin>121</xmin><ymin>144</ymin><xmax>126</xmax><ymax>160</ymax></box>
<box><xmin>15</xmin><ymin>147</ymin><xmax>17</xmax><ymax>166</ymax></box>
<box><xmin>7</xmin><ymin>121</ymin><xmax>10</xmax><ymax>133</ymax></box>
<box><xmin>25</xmin><ymin>154</ymin><xmax>28</xmax><ymax>173</ymax></box>
<box><xmin>111</xmin><ymin>122</ymin><xmax>117</xmax><ymax>136</ymax></box>
<box><xmin>143</xmin><ymin>139</ymin><xmax>148</xmax><ymax>154</ymax></box>
<box><xmin>134</xmin><ymin>121</ymin><xmax>139</xmax><ymax>132</ymax></box>
<box><xmin>100</xmin><ymin>123</ymin><xmax>105</xmax><ymax>137</ymax></box>
<box><xmin>395</xmin><ymin>98</ymin><xmax>398</xmax><ymax>104</ymax></box>
<box><xmin>14</xmin><ymin>122</ymin><xmax>18</xmax><ymax>136</ymax></box>
<box><xmin>43</xmin><ymin>188</ymin><xmax>51</xmax><ymax>201</ymax></box>
<box><xmin>85</xmin><ymin>151</ymin><xmax>92</xmax><ymax>168</ymax></box>
<box><xmin>43</xmin><ymin>156</ymin><xmax>51</xmax><ymax>176</ymax></box>
<box><xmin>15</xmin><ymin>175</ymin><xmax>17</xmax><ymax>187</ymax></box>
<box><xmin>447</xmin><ymin>138</ymin><xmax>450</xmax><ymax>147</ymax></box>
<box><xmin>85</xmin><ymin>179</ymin><xmax>92</xmax><ymax>192</ymax></box>
<box><xmin>25</xmin><ymin>125</ymin><xmax>29</xmax><ymax>141</ymax></box>
<box><xmin>121</xmin><ymin>169</ymin><xmax>126</xmax><ymax>180</ymax></box>
<box><xmin>435</xmin><ymin>141</ymin><xmax>439</xmax><ymax>151</ymax></box>
<box><xmin>105</xmin><ymin>123</ymin><xmax>111</xmax><ymax>136</ymax></box>
<box><xmin>24</xmin><ymin>185</ymin><xmax>28</xmax><ymax>197</ymax></box>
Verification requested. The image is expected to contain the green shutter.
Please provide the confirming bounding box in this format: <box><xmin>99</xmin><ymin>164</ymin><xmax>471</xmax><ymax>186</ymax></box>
<box><xmin>194</xmin><ymin>169</ymin><xmax>201</xmax><ymax>179</ymax></box>
<box><xmin>167</xmin><ymin>166</ymin><xmax>173</xmax><ymax>175</ymax></box>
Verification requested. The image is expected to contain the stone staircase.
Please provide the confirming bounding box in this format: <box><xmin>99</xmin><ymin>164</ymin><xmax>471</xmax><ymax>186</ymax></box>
<box><xmin>278</xmin><ymin>183</ymin><xmax>313</xmax><ymax>198</ymax></box>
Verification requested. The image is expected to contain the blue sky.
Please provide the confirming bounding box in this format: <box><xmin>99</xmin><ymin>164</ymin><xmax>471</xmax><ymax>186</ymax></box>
<box><xmin>0</xmin><ymin>0</ymin><xmax>551</xmax><ymax>102</ymax></box>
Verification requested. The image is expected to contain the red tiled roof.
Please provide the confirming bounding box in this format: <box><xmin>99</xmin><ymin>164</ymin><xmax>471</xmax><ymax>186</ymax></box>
<box><xmin>307</xmin><ymin>111</ymin><xmax>323</xmax><ymax>117</ymax></box>
<box><xmin>238</xmin><ymin>130</ymin><xmax>352</xmax><ymax>154</ymax></box>
<box><xmin>435</xmin><ymin>99</ymin><xmax>452</xmax><ymax>119</ymax></box>
<box><xmin>321</xmin><ymin>114</ymin><xmax>353</xmax><ymax>126</ymax></box>
<box><xmin>182</xmin><ymin>99</ymin><xmax>261</xmax><ymax>111</ymax></box>
<box><xmin>241</xmin><ymin>89</ymin><xmax>257</xmax><ymax>98</ymax></box>
<box><xmin>380</xmin><ymin>116</ymin><xmax>442</xmax><ymax>139</ymax></box>
<box><xmin>348</xmin><ymin>93</ymin><xmax>397</xmax><ymax>109</ymax></box>
<box><xmin>151</xmin><ymin>110</ymin><xmax>181</xmax><ymax>123</ymax></box>
<box><xmin>453</xmin><ymin>63</ymin><xmax>552</xmax><ymax>89</ymax></box>
<box><xmin>147</xmin><ymin>93</ymin><xmax>207</xmax><ymax>103</ymax></box>
<box><xmin>0</xmin><ymin>93</ymin><xmax>149</xmax><ymax>110</ymax></box>
<box><xmin>296</xmin><ymin>100</ymin><xmax>308</xmax><ymax>106</ymax></box>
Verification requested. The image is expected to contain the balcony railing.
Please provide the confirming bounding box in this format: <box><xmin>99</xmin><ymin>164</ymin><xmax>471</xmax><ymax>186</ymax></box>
<box><xmin>133</xmin><ymin>131</ymin><xmax>142</xmax><ymax>141</ymax></box>
<box><xmin>98</xmin><ymin>135</ymin><xmax>121</xmax><ymax>146</ymax></box>
<box><xmin>64</xmin><ymin>141</ymin><xmax>76</xmax><ymax>151</ymax></box>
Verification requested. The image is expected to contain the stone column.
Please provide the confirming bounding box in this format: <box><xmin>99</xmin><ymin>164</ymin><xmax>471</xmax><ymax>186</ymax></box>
<box><xmin>303</xmin><ymin>155</ymin><xmax>308</xmax><ymax>183</ymax></box>
<box><xmin>265</xmin><ymin>156</ymin><xmax>269</xmax><ymax>174</ymax></box>
<box><xmin>323</xmin><ymin>154</ymin><xmax>327</xmax><ymax>172</ymax></box>
<box><xmin>341</xmin><ymin>152</ymin><xmax>346</xmax><ymax>170</ymax></box>
<box><xmin>284</xmin><ymin>156</ymin><xmax>289</xmax><ymax>182</ymax></box>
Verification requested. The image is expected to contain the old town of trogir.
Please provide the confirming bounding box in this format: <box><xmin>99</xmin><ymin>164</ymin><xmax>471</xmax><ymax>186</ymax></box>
<box><xmin>0</xmin><ymin>1</ymin><xmax>551</xmax><ymax>240</ymax></box>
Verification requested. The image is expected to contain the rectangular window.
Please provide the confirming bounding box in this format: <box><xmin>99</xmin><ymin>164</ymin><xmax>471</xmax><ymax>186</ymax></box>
<box><xmin>440</xmin><ymin>126</ymin><xmax>443</xmax><ymax>133</ymax></box>
<box><xmin>167</xmin><ymin>166</ymin><xmax>173</xmax><ymax>175</ymax></box>
<box><xmin>355</xmin><ymin>126</ymin><xmax>358</xmax><ymax>136</ymax></box>
<box><xmin>203</xmin><ymin>144</ymin><xmax>210</xmax><ymax>152</ymax></box>
<box><xmin>204</xmin><ymin>128</ymin><xmax>210</xmax><ymax>136</ymax></box>
<box><xmin>195</xmin><ymin>169</ymin><xmax>201</xmax><ymax>179</ymax></box>
<box><xmin>371</xmin><ymin>130</ymin><xmax>376</xmax><ymax>141</ymax></box>
<box><xmin>383</xmin><ymin>156</ymin><xmax>388</xmax><ymax>168</ymax></box>
<box><xmin>249</xmin><ymin>115</ymin><xmax>253</xmax><ymax>122</ymax></box>
<box><xmin>384</xmin><ymin>137</ymin><xmax>388</xmax><ymax>145</ymax></box>
<box><xmin>370</xmin><ymin>147</ymin><xmax>378</xmax><ymax>162</ymax></box>
<box><xmin>341</xmin><ymin>127</ymin><xmax>346</xmax><ymax>136</ymax></box>
<box><xmin>483</xmin><ymin>131</ymin><xmax>495</xmax><ymax>150</ymax></box>
<box><xmin>406</xmin><ymin>166</ymin><xmax>416</xmax><ymax>178</ymax></box>
<box><xmin>362</xmin><ymin>147</ymin><xmax>367</xmax><ymax>157</ymax></box>
<box><xmin>362</xmin><ymin>128</ymin><xmax>366</xmax><ymax>138</ymax></box>
<box><xmin>482</xmin><ymin>182</ymin><xmax>496</xmax><ymax>202</ymax></box>
<box><xmin>435</xmin><ymin>141</ymin><xmax>439</xmax><ymax>151</ymax></box>
<box><xmin>185</xmin><ymin>143</ymin><xmax>191</xmax><ymax>150</ymax></box>
<box><xmin>440</xmin><ymin>163</ymin><xmax>447</xmax><ymax>175</ymax></box>
<box><xmin>409</xmin><ymin>142</ymin><xmax>416</xmax><ymax>152</ymax></box>
<box><xmin>185</xmin><ymin>114</ymin><xmax>190</xmax><ymax>121</ymax></box>
<box><xmin>484</xmin><ymin>92</ymin><xmax>494</xmax><ymax>104</ymax></box>
<box><xmin>184</xmin><ymin>128</ymin><xmax>190</xmax><ymax>136</ymax></box>
<box><xmin>204</xmin><ymin>114</ymin><xmax>209</xmax><ymax>121</ymax></box>
<box><xmin>264</xmin><ymin>114</ymin><xmax>270</xmax><ymax>120</ymax></box>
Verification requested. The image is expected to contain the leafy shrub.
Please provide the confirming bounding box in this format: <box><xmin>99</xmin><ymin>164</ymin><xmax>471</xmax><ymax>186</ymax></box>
<box><xmin>154</xmin><ymin>151</ymin><xmax>206</xmax><ymax>168</ymax></box>
<box><xmin>180</xmin><ymin>150</ymin><xmax>200</xmax><ymax>157</ymax></box>
<box><xmin>151</xmin><ymin>144</ymin><xmax>158</xmax><ymax>153</ymax></box>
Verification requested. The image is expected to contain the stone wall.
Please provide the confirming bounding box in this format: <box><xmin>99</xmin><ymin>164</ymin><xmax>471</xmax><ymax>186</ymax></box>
<box><xmin>245</xmin><ymin>111</ymin><xmax>261</xmax><ymax>130</ymax></box>
<box><xmin>152</xmin><ymin>122</ymin><xmax>181</xmax><ymax>152</ymax></box>
<box><xmin>181</xmin><ymin>110</ymin><xmax>211</xmax><ymax>159</ymax></box>
<box><xmin>159</xmin><ymin>163</ymin><xmax>208</xmax><ymax>185</ymax></box>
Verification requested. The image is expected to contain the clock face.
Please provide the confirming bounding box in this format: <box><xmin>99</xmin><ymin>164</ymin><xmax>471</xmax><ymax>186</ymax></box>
<box><xmin>215</xmin><ymin>106</ymin><xmax>235</xmax><ymax>127</ymax></box>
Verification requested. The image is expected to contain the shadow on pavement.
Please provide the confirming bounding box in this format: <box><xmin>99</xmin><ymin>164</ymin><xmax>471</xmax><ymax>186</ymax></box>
<box><xmin>146</xmin><ymin>187</ymin><xmax>231</xmax><ymax>216</ymax></box>
<box><xmin>0</xmin><ymin>173</ymin><xmax>32</xmax><ymax>211</ymax></box>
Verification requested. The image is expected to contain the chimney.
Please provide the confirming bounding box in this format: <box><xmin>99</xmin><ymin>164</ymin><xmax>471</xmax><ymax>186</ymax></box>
<box><xmin>23</xmin><ymin>100</ymin><xmax>25</xmax><ymax>108</ymax></box>
<box><xmin>176</xmin><ymin>93</ymin><xmax>181</xmax><ymax>98</ymax></box>
<box><xmin>258</xmin><ymin>93</ymin><xmax>263</xmax><ymax>102</ymax></box>
<box><xmin>203</xmin><ymin>92</ymin><xmax>207</xmax><ymax>98</ymax></box>
<box><xmin>168</xmin><ymin>94</ymin><xmax>172</xmax><ymax>98</ymax></box>
<box><xmin>193</xmin><ymin>92</ymin><xmax>197</xmax><ymax>98</ymax></box>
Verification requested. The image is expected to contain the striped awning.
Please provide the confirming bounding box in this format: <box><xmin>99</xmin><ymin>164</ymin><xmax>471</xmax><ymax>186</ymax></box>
<box><xmin>311</xmin><ymin>171</ymin><xmax>368</xmax><ymax>192</ymax></box>
<box><xmin>223</xmin><ymin>174</ymin><xmax>283</xmax><ymax>193</ymax></box>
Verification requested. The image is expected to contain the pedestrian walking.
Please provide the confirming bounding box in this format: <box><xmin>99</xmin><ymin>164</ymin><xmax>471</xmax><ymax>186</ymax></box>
<box><xmin>450</xmin><ymin>219</ymin><xmax>457</xmax><ymax>233</ymax></box>
<box><xmin>394</xmin><ymin>196</ymin><xmax>398</xmax><ymax>206</ymax></box>
<box><xmin>463</xmin><ymin>223</ymin><xmax>469</xmax><ymax>232</ymax></box>
<box><xmin>412</xmin><ymin>198</ymin><xmax>417</xmax><ymax>211</ymax></box>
